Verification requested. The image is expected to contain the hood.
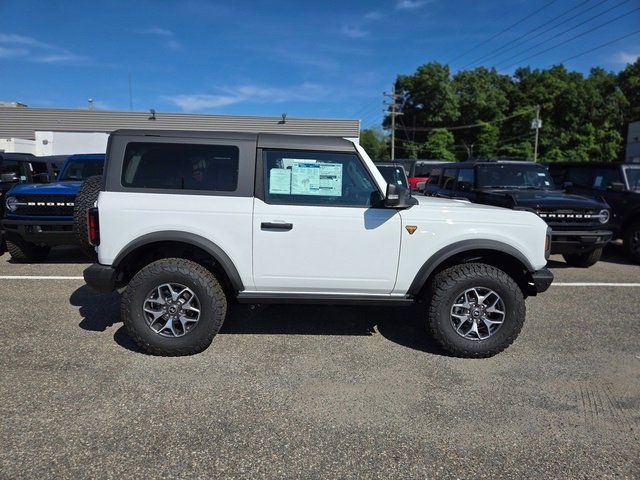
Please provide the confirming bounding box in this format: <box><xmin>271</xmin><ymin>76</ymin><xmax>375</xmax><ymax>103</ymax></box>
<box><xmin>478</xmin><ymin>189</ymin><xmax>608</xmax><ymax>210</ymax></box>
<box><xmin>8</xmin><ymin>181</ymin><xmax>82</xmax><ymax>196</ymax></box>
<box><xmin>413</xmin><ymin>195</ymin><xmax>505</xmax><ymax>211</ymax></box>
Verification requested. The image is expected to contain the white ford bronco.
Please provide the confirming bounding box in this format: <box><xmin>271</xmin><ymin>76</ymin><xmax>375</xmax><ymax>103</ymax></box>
<box><xmin>83</xmin><ymin>130</ymin><xmax>553</xmax><ymax>357</ymax></box>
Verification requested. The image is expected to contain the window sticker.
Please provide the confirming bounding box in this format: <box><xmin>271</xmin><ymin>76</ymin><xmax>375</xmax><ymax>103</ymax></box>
<box><xmin>269</xmin><ymin>168</ymin><xmax>291</xmax><ymax>194</ymax></box>
<box><xmin>318</xmin><ymin>163</ymin><xmax>342</xmax><ymax>196</ymax></box>
<box><xmin>594</xmin><ymin>176</ymin><xmax>603</xmax><ymax>187</ymax></box>
<box><xmin>291</xmin><ymin>162</ymin><xmax>321</xmax><ymax>195</ymax></box>
<box><xmin>537</xmin><ymin>172</ymin><xmax>546</xmax><ymax>176</ymax></box>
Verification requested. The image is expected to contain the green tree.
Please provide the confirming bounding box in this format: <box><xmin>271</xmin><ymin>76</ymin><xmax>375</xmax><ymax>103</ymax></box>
<box><xmin>423</xmin><ymin>128</ymin><xmax>455</xmax><ymax>160</ymax></box>
<box><xmin>476</xmin><ymin>122</ymin><xmax>500</xmax><ymax>158</ymax></box>
<box><xmin>359</xmin><ymin>129</ymin><xmax>389</xmax><ymax>160</ymax></box>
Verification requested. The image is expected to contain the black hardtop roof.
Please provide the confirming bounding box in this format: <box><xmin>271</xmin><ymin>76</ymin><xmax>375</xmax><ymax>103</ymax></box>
<box><xmin>545</xmin><ymin>161</ymin><xmax>633</xmax><ymax>168</ymax></box>
<box><xmin>110</xmin><ymin>129</ymin><xmax>354</xmax><ymax>152</ymax></box>
<box><xmin>0</xmin><ymin>152</ymin><xmax>54</xmax><ymax>163</ymax></box>
<box><xmin>437</xmin><ymin>159</ymin><xmax>544</xmax><ymax>169</ymax></box>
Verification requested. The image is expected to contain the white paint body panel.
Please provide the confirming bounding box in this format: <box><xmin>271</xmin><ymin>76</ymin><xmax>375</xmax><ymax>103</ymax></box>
<box><xmin>252</xmin><ymin>199</ymin><xmax>401</xmax><ymax>293</ymax></box>
<box><xmin>96</xmin><ymin>191</ymin><xmax>254</xmax><ymax>289</ymax></box>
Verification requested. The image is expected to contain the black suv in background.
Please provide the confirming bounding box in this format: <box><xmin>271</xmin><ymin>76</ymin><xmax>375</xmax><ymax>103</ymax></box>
<box><xmin>425</xmin><ymin>160</ymin><xmax>612</xmax><ymax>267</ymax></box>
<box><xmin>547</xmin><ymin>162</ymin><xmax>640</xmax><ymax>263</ymax></box>
<box><xmin>0</xmin><ymin>153</ymin><xmax>58</xmax><ymax>255</ymax></box>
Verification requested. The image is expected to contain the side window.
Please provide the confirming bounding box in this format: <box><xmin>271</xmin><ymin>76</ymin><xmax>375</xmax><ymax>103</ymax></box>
<box><xmin>456</xmin><ymin>169</ymin><xmax>475</xmax><ymax>191</ymax></box>
<box><xmin>263</xmin><ymin>149</ymin><xmax>380</xmax><ymax>207</ymax></box>
<box><xmin>0</xmin><ymin>160</ymin><xmax>28</xmax><ymax>181</ymax></box>
<box><xmin>427</xmin><ymin>168</ymin><xmax>441</xmax><ymax>186</ymax></box>
<box><xmin>122</xmin><ymin>142</ymin><xmax>239</xmax><ymax>192</ymax></box>
<box><xmin>442</xmin><ymin>169</ymin><xmax>457</xmax><ymax>190</ymax></box>
<box><xmin>590</xmin><ymin>168</ymin><xmax>622</xmax><ymax>189</ymax></box>
<box><xmin>566</xmin><ymin>168</ymin><xmax>593</xmax><ymax>188</ymax></box>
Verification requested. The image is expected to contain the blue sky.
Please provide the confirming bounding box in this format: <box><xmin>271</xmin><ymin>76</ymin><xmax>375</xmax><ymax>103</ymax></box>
<box><xmin>1</xmin><ymin>0</ymin><xmax>638</xmax><ymax>129</ymax></box>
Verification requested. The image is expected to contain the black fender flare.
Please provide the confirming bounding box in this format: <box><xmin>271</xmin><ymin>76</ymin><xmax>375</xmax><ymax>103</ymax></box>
<box><xmin>113</xmin><ymin>231</ymin><xmax>244</xmax><ymax>292</ymax></box>
<box><xmin>407</xmin><ymin>239</ymin><xmax>535</xmax><ymax>296</ymax></box>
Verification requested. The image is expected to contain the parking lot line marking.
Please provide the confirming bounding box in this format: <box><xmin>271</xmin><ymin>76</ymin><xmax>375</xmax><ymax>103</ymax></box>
<box><xmin>0</xmin><ymin>275</ymin><xmax>84</xmax><ymax>280</ymax></box>
<box><xmin>553</xmin><ymin>282</ymin><xmax>640</xmax><ymax>287</ymax></box>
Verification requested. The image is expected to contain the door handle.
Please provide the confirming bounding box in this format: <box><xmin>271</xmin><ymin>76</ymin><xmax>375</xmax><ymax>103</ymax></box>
<box><xmin>261</xmin><ymin>222</ymin><xmax>293</xmax><ymax>231</ymax></box>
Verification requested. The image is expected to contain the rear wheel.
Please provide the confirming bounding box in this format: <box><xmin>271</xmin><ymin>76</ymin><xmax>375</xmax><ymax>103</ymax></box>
<box><xmin>562</xmin><ymin>247</ymin><xmax>602</xmax><ymax>268</ymax></box>
<box><xmin>121</xmin><ymin>258</ymin><xmax>227</xmax><ymax>356</ymax></box>
<box><xmin>426</xmin><ymin>263</ymin><xmax>525</xmax><ymax>358</ymax></box>
<box><xmin>6</xmin><ymin>238</ymin><xmax>50</xmax><ymax>263</ymax></box>
<box><xmin>623</xmin><ymin>222</ymin><xmax>640</xmax><ymax>264</ymax></box>
<box><xmin>73</xmin><ymin>175</ymin><xmax>102</xmax><ymax>259</ymax></box>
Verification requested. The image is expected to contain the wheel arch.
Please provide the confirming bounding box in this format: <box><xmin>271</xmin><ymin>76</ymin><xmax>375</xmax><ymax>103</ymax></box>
<box><xmin>112</xmin><ymin>231</ymin><xmax>244</xmax><ymax>293</ymax></box>
<box><xmin>407</xmin><ymin>240</ymin><xmax>535</xmax><ymax>297</ymax></box>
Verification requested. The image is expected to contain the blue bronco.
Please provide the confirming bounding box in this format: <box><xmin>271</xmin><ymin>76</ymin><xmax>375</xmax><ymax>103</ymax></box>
<box><xmin>2</xmin><ymin>153</ymin><xmax>105</xmax><ymax>262</ymax></box>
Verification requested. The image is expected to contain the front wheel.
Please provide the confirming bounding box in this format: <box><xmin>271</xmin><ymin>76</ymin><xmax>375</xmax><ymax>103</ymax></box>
<box><xmin>426</xmin><ymin>263</ymin><xmax>525</xmax><ymax>358</ymax></box>
<box><xmin>562</xmin><ymin>247</ymin><xmax>602</xmax><ymax>268</ymax></box>
<box><xmin>121</xmin><ymin>258</ymin><xmax>227</xmax><ymax>356</ymax></box>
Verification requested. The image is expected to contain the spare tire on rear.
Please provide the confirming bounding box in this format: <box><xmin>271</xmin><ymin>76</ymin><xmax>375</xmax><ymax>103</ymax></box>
<box><xmin>73</xmin><ymin>175</ymin><xmax>103</xmax><ymax>259</ymax></box>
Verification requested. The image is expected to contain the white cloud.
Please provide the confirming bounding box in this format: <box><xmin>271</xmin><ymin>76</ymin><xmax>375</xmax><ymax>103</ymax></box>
<box><xmin>341</xmin><ymin>25</ymin><xmax>369</xmax><ymax>39</ymax></box>
<box><xmin>0</xmin><ymin>32</ymin><xmax>88</xmax><ymax>64</ymax></box>
<box><xmin>612</xmin><ymin>51</ymin><xmax>639</xmax><ymax>64</ymax></box>
<box><xmin>136</xmin><ymin>27</ymin><xmax>182</xmax><ymax>51</ymax></box>
<box><xmin>164</xmin><ymin>83</ymin><xmax>328</xmax><ymax>111</ymax></box>
<box><xmin>138</xmin><ymin>27</ymin><xmax>174</xmax><ymax>37</ymax></box>
<box><xmin>396</xmin><ymin>0</ymin><xmax>426</xmax><ymax>10</ymax></box>
<box><xmin>0</xmin><ymin>46</ymin><xmax>28</xmax><ymax>58</ymax></box>
<box><xmin>364</xmin><ymin>11</ymin><xmax>382</xmax><ymax>20</ymax></box>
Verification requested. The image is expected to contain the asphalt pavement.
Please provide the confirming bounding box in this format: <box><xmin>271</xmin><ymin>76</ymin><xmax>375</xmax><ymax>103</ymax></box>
<box><xmin>0</xmin><ymin>244</ymin><xmax>638</xmax><ymax>479</ymax></box>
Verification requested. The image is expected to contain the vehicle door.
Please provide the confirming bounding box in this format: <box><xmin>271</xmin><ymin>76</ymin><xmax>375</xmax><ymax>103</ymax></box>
<box><xmin>453</xmin><ymin>168</ymin><xmax>476</xmax><ymax>201</ymax></box>
<box><xmin>253</xmin><ymin>148</ymin><xmax>402</xmax><ymax>294</ymax></box>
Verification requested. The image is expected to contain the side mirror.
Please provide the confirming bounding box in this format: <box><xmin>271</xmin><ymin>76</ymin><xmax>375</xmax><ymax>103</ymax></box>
<box><xmin>0</xmin><ymin>172</ymin><xmax>19</xmax><ymax>183</ymax></box>
<box><xmin>32</xmin><ymin>173</ymin><xmax>51</xmax><ymax>184</ymax></box>
<box><xmin>609</xmin><ymin>181</ymin><xmax>625</xmax><ymax>191</ymax></box>
<box><xmin>385</xmin><ymin>183</ymin><xmax>412</xmax><ymax>209</ymax></box>
<box><xmin>562</xmin><ymin>181</ymin><xmax>573</xmax><ymax>190</ymax></box>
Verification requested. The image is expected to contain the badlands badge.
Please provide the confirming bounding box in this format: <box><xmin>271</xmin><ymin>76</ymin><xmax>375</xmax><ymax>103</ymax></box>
<box><xmin>405</xmin><ymin>225</ymin><xmax>417</xmax><ymax>235</ymax></box>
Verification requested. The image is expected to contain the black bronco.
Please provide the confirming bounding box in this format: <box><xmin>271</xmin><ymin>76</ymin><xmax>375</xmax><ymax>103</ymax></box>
<box><xmin>424</xmin><ymin>160</ymin><xmax>612</xmax><ymax>267</ymax></box>
<box><xmin>0</xmin><ymin>153</ymin><xmax>58</xmax><ymax>256</ymax></box>
<box><xmin>547</xmin><ymin>162</ymin><xmax>640</xmax><ymax>263</ymax></box>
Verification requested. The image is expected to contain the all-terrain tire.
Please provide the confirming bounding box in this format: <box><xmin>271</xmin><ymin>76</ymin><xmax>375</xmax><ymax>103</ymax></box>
<box><xmin>426</xmin><ymin>262</ymin><xmax>525</xmax><ymax>358</ymax></box>
<box><xmin>121</xmin><ymin>258</ymin><xmax>227</xmax><ymax>356</ymax></box>
<box><xmin>562</xmin><ymin>247</ymin><xmax>603</xmax><ymax>268</ymax></box>
<box><xmin>6</xmin><ymin>238</ymin><xmax>51</xmax><ymax>263</ymax></box>
<box><xmin>623</xmin><ymin>222</ymin><xmax>640</xmax><ymax>264</ymax></box>
<box><xmin>73</xmin><ymin>175</ymin><xmax>102</xmax><ymax>259</ymax></box>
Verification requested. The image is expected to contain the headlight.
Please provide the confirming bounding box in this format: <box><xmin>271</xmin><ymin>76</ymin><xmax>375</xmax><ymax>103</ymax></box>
<box><xmin>6</xmin><ymin>196</ymin><xmax>18</xmax><ymax>212</ymax></box>
<box><xmin>598</xmin><ymin>209</ymin><xmax>610</xmax><ymax>224</ymax></box>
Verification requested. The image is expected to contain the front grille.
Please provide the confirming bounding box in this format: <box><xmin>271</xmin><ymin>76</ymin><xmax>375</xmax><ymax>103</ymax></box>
<box><xmin>11</xmin><ymin>195</ymin><xmax>75</xmax><ymax>217</ymax></box>
<box><xmin>536</xmin><ymin>209</ymin><xmax>602</xmax><ymax>227</ymax></box>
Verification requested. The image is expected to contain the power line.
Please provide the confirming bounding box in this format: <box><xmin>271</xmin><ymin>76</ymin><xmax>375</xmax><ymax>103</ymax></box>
<box><xmin>558</xmin><ymin>28</ymin><xmax>640</xmax><ymax>63</ymax></box>
<box><xmin>498</xmin><ymin>3</ymin><xmax>639</xmax><ymax>70</ymax></box>
<box><xmin>398</xmin><ymin>108</ymin><xmax>536</xmax><ymax>132</ymax></box>
<box><xmin>460</xmin><ymin>0</ymin><xmax>599</xmax><ymax>70</ymax></box>
<box><xmin>447</xmin><ymin>0</ymin><xmax>558</xmax><ymax>65</ymax></box>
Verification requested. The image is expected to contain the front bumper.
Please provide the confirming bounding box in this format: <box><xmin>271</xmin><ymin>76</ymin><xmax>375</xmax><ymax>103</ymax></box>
<box><xmin>2</xmin><ymin>219</ymin><xmax>75</xmax><ymax>246</ymax></box>
<box><xmin>550</xmin><ymin>229</ymin><xmax>612</xmax><ymax>255</ymax></box>
<box><xmin>525</xmin><ymin>268</ymin><xmax>554</xmax><ymax>296</ymax></box>
<box><xmin>83</xmin><ymin>263</ymin><xmax>117</xmax><ymax>293</ymax></box>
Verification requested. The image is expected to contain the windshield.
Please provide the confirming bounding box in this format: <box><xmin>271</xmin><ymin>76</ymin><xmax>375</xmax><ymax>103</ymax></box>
<box><xmin>378</xmin><ymin>166</ymin><xmax>408</xmax><ymax>188</ymax></box>
<box><xmin>59</xmin><ymin>159</ymin><xmax>103</xmax><ymax>181</ymax></box>
<box><xmin>624</xmin><ymin>167</ymin><xmax>640</xmax><ymax>191</ymax></box>
<box><xmin>477</xmin><ymin>164</ymin><xmax>555</xmax><ymax>190</ymax></box>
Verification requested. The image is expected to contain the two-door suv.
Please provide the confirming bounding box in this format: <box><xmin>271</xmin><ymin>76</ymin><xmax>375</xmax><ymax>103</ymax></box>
<box><xmin>83</xmin><ymin>130</ymin><xmax>553</xmax><ymax>357</ymax></box>
<box><xmin>424</xmin><ymin>160</ymin><xmax>612</xmax><ymax>267</ymax></box>
<box><xmin>547</xmin><ymin>162</ymin><xmax>640</xmax><ymax>263</ymax></box>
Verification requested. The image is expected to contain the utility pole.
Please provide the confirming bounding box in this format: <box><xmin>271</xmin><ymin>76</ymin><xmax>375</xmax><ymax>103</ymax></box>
<box><xmin>532</xmin><ymin>105</ymin><xmax>541</xmax><ymax>162</ymax></box>
<box><xmin>384</xmin><ymin>84</ymin><xmax>404</xmax><ymax>160</ymax></box>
